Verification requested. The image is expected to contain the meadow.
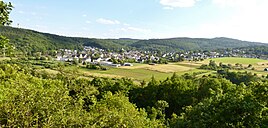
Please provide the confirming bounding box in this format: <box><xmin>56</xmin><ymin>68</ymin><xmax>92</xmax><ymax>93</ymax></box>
<box><xmin>203</xmin><ymin>57</ymin><xmax>268</xmax><ymax>65</ymax></box>
<box><xmin>79</xmin><ymin>57</ymin><xmax>268</xmax><ymax>81</ymax></box>
<box><xmin>1</xmin><ymin>57</ymin><xmax>267</xmax><ymax>81</ymax></box>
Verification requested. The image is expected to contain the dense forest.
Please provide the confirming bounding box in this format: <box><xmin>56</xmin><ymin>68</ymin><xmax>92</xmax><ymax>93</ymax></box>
<box><xmin>0</xmin><ymin>26</ymin><xmax>138</xmax><ymax>53</ymax></box>
<box><xmin>1</xmin><ymin>26</ymin><xmax>267</xmax><ymax>53</ymax></box>
<box><xmin>130</xmin><ymin>37</ymin><xmax>267</xmax><ymax>52</ymax></box>
<box><xmin>1</xmin><ymin>60</ymin><xmax>268</xmax><ymax>127</ymax></box>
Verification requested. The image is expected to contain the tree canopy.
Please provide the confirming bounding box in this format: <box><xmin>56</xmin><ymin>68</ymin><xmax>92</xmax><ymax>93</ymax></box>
<box><xmin>0</xmin><ymin>1</ymin><xmax>13</xmax><ymax>25</ymax></box>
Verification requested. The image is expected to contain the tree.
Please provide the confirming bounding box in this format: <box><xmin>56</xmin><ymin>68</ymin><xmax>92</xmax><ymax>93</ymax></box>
<box><xmin>0</xmin><ymin>1</ymin><xmax>13</xmax><ymax>57</ymax></box>
<box><xmin>0</xmin><ymin>35</ymin><xmax>11</xmax><ymax>57</ymax></box>
<box><xmin>176</xmin><ymin>84</ymin><xmax>264</xmax><ymax>128</ymax></box>
<box><xmin>89</xmin><ymin>92</ymin><xmax>162</xmax><ymax>127</ymax></box>
<box><xmin>0</xmin><ymin>1</ymin><xmax>13</xmax><ymax>25</ymax></box>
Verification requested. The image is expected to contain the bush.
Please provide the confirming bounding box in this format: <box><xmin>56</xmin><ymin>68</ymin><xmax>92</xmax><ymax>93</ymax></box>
<box><xmin>40</xmin><ymin>56</ymin><xmax>47</xmax><ymax>60</ymax></box>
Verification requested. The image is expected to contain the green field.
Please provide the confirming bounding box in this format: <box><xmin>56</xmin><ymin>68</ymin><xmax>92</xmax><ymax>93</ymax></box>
<box><xmin>2</xmin><ymin>57</ymin><xmax>267</xmax><ymax>81</ymax></box>
<box><xmin>78</xmin><ymin>57</ymin><xmax>268</xmax><ymax>81</ymax></box>
<box><xmin>202</xmin><ymin>57</ymin><xmax>268</xmax><ymax>76</ymax></box>
<box><xmin>204</xmin><ymin>57</ymin><xmax>268</xmax><ymax>65</ymax></box>
<box><xmin>79</xmin><ymin>63</ymin><xmax>210</xmax><ymax>81</ymax></box>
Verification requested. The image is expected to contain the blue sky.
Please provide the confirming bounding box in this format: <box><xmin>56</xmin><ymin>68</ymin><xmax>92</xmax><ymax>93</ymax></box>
<box><xmin>5</xmin><ymin>0</ymin><xmax>268</xmax><ymax>43</ymax></box>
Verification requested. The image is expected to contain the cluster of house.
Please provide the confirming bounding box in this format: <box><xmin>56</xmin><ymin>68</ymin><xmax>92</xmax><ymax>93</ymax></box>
<box><xmin>54</xmin><ymin>46</ymin><xmax>268</xmax><ymax>68</ymax></box>
<box><xmin>55</xmin><ymin>47</ymin><xmax>134</xmax><ymax>67</ymax></box>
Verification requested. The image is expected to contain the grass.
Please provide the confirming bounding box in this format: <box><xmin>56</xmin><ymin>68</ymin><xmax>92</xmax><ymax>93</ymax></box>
<box><xmin>120</xmin><ymin>63</ymin><xmax>194</xmax><ymax>73</ymax></box>
<box><xmin>81</xmin><ymin>67</ymin><xmax>173</xmax><ymax>81</ymax></box>
<box><xmin>203</xmin><ymin>57</ymin><xmax>268</xmax><ymax>65</ymax></box>
<box><xmin>29</xmin><ymin>57</ymin><xmax>268</xmax><ymax>82</ymax></box>
<box><xmin>78</xmin><ymin>62</ymin><xmax>210</xmax><ymax>81</ymax></box>
<box><xmin>0</xmin><ymin>57</ymin><xmax>11</xmax><ymax>61</ymax></box>
<box><xmin>202</xmin><ymin>57</ymin><xmax>268</xmax><ymax>76</ymax></box>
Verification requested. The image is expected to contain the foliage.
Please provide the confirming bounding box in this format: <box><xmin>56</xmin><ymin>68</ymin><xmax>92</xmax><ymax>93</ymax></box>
<box><xmin>1</xmin><ymin>26</ymin><xmax>268</xmax><ymax>54</ymax></box>
<box><xmin>1</xmin><ymin>60</ymin><xmax>268</xmax><ymax>127</ymax></box>
<box><xmin>0</xmin><ymin>63</ymin><xmax>164</xmax><ymax>127</ymax></box>
<box><xmin>86</xmin><ymin>64</ymin><xmax>108</xmax><ymax>70</ymax></box>
<box><xmin>0</xmin><ymin>35</ymin><xmax>13</xmax><ymax>57</ymax></box>
<box><xmin>0</xmin><ymin>26</ymin><xmax>84</xmax><ymax>53</ymax></box>
<box><xmin>89</xmin><ymin>92</ymin><xmax>162</xmax><ymax>127</ymax></box>
<box><xmin>173</xmin><ymin>82</ymin><xmax>268</xmax><ymax>128</ymax></box>
<box><xmin>0</xmin><ymin>1</ymin><xmax>13</xmax><ymax>57</ymax></box>
<box><xmin>0</xmin><ymin>1</ymin><xmax>13</xmax><ymax>25</ymax></box>
<box><xmin>130</xmin><ymin>37</ymin><xmax>267</xmax><ymax>52</ymax></box>
<box><xmin>0</xmin><ymin>64</ymin><xmax>90</xmax><ymax>127</ymax></box>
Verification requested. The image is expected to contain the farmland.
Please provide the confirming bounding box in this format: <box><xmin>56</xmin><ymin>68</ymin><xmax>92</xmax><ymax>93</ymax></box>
<box><xmin>80</xmin><ymin>63</ymin><xmax>207</xmax><ymax>81</ymax></box>
<box><xmin>1</xmin><ymin>57</ymin><xmax>267</xmax><ymax>81</ymax></box>
<box><xmin>203</xmin><ymin>57</ymin><xmax>268</xmax><ymax>65</ymax></box>
<box><xmin>76</xmin><ymin>57</ymin><xmax>268</xmax><ymax>81</ymax></box>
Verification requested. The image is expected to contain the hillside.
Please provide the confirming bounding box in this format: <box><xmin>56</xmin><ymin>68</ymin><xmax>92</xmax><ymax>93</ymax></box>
<box><xmin>1</xmin><ymin>26</ymin><xmax>267</xmax><ymax>52</ymax></box>
<box><xmin>130</xmin><ymin>37</ymin><xmax>267</xmax><ymax>52</ymax></box>
<box><xmin>0</xmin><ymin>26</ymin><xmax>136</xmax><ymax>52</ymax></box>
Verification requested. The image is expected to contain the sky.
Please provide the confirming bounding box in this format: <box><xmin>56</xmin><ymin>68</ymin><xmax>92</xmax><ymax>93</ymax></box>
<box><xmin>4</xmin><ymin>0</ymin><xmax>268</xmax><ymax>43</ymax></box>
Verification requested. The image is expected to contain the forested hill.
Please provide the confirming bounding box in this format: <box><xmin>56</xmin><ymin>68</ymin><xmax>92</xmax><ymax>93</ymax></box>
<box><xmin>130</xmin><ymin>37</ymin><xmax>268</xmax><ymax>52</ymax></box>
<box><xmin>1</xmin><ymin>26</ymin><xmax>267</xmax><ymax>52</ymax></box>
<box><xmin>0</xmin><ymin>26</ymin><xmax>137</xmax><ymax>52</ymax></box>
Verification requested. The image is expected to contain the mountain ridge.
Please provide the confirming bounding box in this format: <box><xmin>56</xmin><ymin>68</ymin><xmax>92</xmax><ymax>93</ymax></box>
<box><xmin>0</xmin><ymin>26</ymin><xmax>267</xmax><ymax>52</ymax></box>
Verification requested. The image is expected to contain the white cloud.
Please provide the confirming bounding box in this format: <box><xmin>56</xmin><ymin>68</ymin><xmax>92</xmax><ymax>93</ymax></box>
<box><xmin>102</xmin><ymin>26</ymin><xmax>152</xmax><ymax>39</ymax></box>
<box><xmin>82</xmin><ymin>14</ymin><xmax>87</xmax><ymax>17</ymax></box>
<box><xmin>86</xmin><ymin>20</ymin><xmax>91</xmax><ymax>24</ymax></box>
<box><xmin>163</xmin><ymin>6</ymin><xmax>174</xmax><ymax>10</ymax></box>
<box><xmin>96</xmin><ymin>18</ymin><xmax>120</xmax><ymax>25</ymax></box>
<box><xmin>125</xmin><ymin>27</ymin><xmax>150</xmax><ymax>33</ymax></box>
<box><xmin>123</xmin><ymin>23</ymin><xmax>130</xmax><ymax>26</ymax></box>
<box><xmin>160</xmin><ymin>0</ymin><xmax>200</xmax><ymax>8</ymax></box>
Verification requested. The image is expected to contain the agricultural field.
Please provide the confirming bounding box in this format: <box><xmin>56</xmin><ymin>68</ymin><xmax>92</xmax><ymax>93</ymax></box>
<box><xmin>1</xmin><ymin>57</ymin><xmax>267</xmax><ymax>81</ymax></box>
<box><xmin>203</xmin><ymin>57</ymin><xmax>268</xmax><ymax>76</ymax></box>
<box><xmin>79</xmin><ymin>63</ymin><xmax>210</xmax><ymax>81</ymax></box>
<box><xmin>78</xmin><ymin>57</ymin><xmax>268</xmax><ymax>81</ymax></box>
<box><xmin>203</xmin><ymin>57</ymin><xmax>268</xmax><ymax>65</ymax></box>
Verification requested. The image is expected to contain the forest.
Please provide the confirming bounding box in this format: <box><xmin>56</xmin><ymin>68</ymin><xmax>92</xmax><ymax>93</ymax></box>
<box><xmin>1</xmin><ymin>25</ymin><xmax>268</xmax><ymax>53</ymax></box>
<box><xmin>1</xmin><ymin>59</ymin><xmax>268</xmax><ymax>127</ymax></box>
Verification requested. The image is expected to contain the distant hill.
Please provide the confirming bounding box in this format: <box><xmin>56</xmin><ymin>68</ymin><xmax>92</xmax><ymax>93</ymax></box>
<box><xmin>0</xmin><ymin>26</ymin><xmax>267</xmax><ymax>52</ymax></box>
<box><xmin>130</xmin><ymin>37</ymin><xmax>267</xmax><ymax>52</ymax></box>
<box><xmin>0</xmin><ymin>26</ymin><xmax>136</xmax><ymax>52</ymax></box>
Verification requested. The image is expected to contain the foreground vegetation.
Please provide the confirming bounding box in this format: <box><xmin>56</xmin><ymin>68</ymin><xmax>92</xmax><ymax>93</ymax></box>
<box><xmin>1</xmin><ymin>60</ymin><xmax>268</xmax><ymax>127</ymax></box>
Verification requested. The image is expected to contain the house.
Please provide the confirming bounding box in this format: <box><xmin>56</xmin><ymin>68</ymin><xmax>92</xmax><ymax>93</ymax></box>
<box><xmin>93</xmin><ymin>58</ymin><xmax>102</xmax><ymax>63</ymax></box>
<box><xmin>81</xmin><ymin>58</ymin><xmax>91</xmax><ymax>64</ymax></box>
<box><xmin>79</xmin><ymin>54</ymin><xmax>87</xmax><ymax>58</ymax></box>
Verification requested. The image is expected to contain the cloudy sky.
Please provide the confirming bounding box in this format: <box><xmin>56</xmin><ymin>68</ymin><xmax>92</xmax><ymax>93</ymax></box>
<box><xmin>5</xmin><ymin>0</ymin><xmax>268</xmax><ymax>43</ymax></box>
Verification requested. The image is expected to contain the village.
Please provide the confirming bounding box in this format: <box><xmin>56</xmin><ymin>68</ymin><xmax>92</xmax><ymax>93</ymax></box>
<box><xmin>54</xmin><ymin>46</ymin><xmax>268</xmax><ymax>68</ymax></box>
